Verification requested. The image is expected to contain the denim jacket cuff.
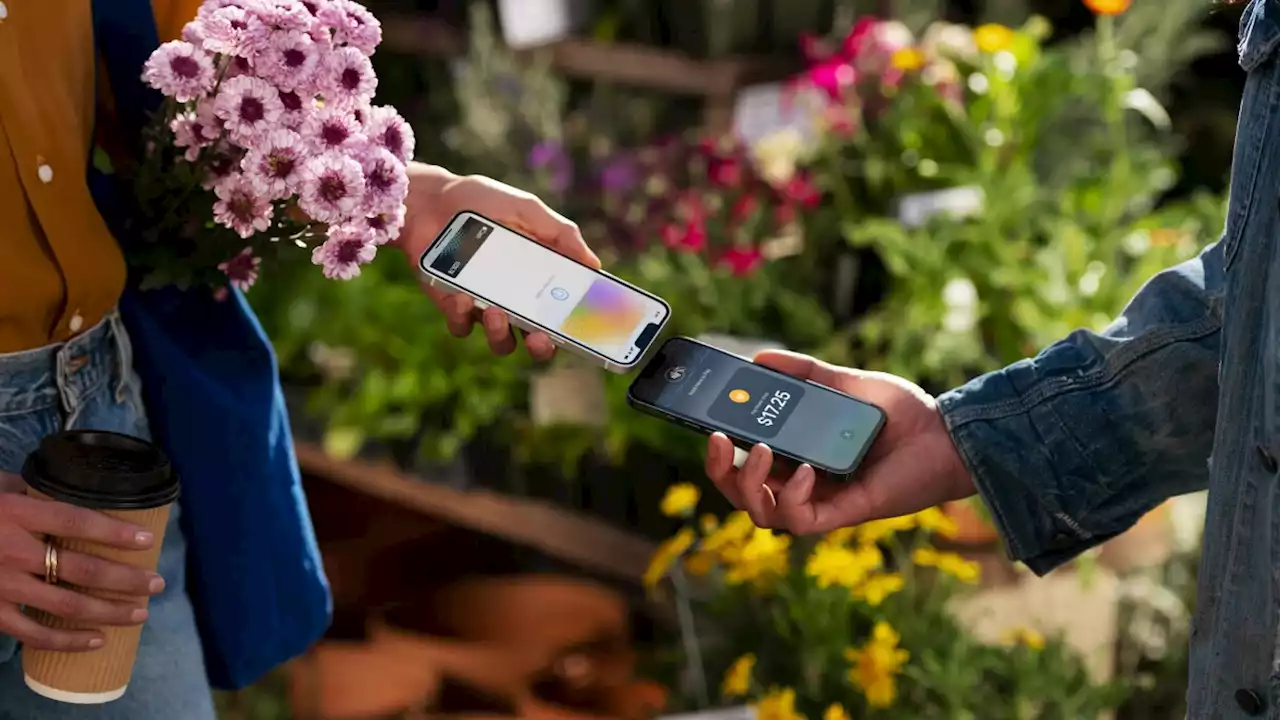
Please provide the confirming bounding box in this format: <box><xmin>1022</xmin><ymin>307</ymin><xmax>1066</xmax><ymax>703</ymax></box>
<box><xmin>936</xmin><ymin>367</ymin><xmax>1122</xmax><ymax>575</ymax></box>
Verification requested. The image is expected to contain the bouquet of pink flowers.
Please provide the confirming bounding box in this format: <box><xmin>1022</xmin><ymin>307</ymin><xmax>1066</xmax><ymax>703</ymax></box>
<box><xmin>125</xmin><ymin>0</ymin><xmax>413</xmax><ymax>292</ymax></box>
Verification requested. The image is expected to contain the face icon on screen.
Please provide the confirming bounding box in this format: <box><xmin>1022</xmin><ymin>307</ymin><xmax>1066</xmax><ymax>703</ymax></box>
<box><xmin>707</xmin><ymin>367</ymin><xmax>804</xmax><ymax>439</ymax></box>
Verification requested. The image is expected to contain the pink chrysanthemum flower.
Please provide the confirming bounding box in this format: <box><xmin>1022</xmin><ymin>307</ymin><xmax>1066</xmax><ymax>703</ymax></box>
<box><xmin>301</xmin><ymin>105</ymin><xmax>364</xmax><ymax>153</ymax></box>
<box><xmin>299</xmin><ymin>152</ymin><xmax>366</xmax><ymax>223</ymax></box>
<box><xmin>218</xmin><ymin>247</ymin><xmax>262</xmax><ymax>291</ymax></box>
<box><xmin>358</xmin><ymin>146</ymin><xmax>409</xmax><ymax>215</ymax></box>
<box><xmin>316</xmin><ymin>0</ymin><xmax>382</xmax><ymax>55</ymax></box>
<box><xmin>363</xmin><ymin>105</ymin><xmax>415</xmax><ymax>163</ymax></box>
<box><xmin>200</xmin><ymin>5</ymin><xmax>265</xmax><ymax>57</ymax></box>
<box><xmin>311</xmin><ymin>225</ymin><xmax>377</xmax><ymax>279</ymax></box>
<box><xmin>142</xmin><ymin>41</ymin><xmax>216</xmax><ymax>102</ymax></box>
<box><xmin>214</xmin><ymin>75</ymin><xmax>285</xmax><ymax>143</ymax></box>
<box><xmin>276</xmin><ymin>88</ymin><xmax>311</xmax><ymax>128</ymax></box>
<box><xmin>243</xmin><ymin>128</ymin><xmax>306</xmax><ymax>199</ymax></box>
<box><xmin>170</xmin><ymin>102</ymin><xmax>222</xmax><ymax>161</ymax></box>
<box><xmin>355</xmin><ymin>204</ymin><xmax>406</xmax><ymax>246</ymax></box>
<box><xmin>323</xmin><ymin>46</ymin><xmax>377</xmax><ymax>107</ymax></box>
<box><xmin>213</xmin><ymin>173</ymin><xmax>275</xmax><ymax>238</ymax></box>
<box><xmin>201</xmin><ymin>147</ymin><xmax>244</xmax><ymax>189</ymax></box>
<box><xmin>257</xmin><ymin>29</ymin><xmax>321</xmax><ymax>91</ymax></box>
<box><xmin>253</xmin><ymin>0</ymin><xmax>315</xmax><ymax>33</ymax></box>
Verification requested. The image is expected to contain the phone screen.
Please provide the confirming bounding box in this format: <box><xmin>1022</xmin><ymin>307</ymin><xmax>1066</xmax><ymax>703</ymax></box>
<box><xmin>629</xmin><ymin>338</ymin><xmax>885</xmax><ymax>473</ymax></box>
<box><xmin>419</xmin><ymin>213</ymin><xmax>670</xmax><ymax>366</ymax></box>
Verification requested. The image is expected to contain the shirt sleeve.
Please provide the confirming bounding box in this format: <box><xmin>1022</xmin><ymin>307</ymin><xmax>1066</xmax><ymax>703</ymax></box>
<box><xmin>935</xmin><ymin>240</ymin><xmax>1226</xmax><ymax>575</ymax></box>
<box><xmin>152</xmin><ymin>0</ymin><xmax>203</xmax><ymax>42</ymax></box>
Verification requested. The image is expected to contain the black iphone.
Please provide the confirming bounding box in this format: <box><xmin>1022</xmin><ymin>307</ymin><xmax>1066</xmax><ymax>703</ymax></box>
<box><xmin>627</xmin><ymin>337</ymin><xmax>886</xmax><ymax>476</ymax></box>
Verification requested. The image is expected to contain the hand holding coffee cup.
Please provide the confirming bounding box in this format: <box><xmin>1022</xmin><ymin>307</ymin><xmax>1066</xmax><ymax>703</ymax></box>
<box><xmin>7</xmin><ymin>431</ymin><xmax>179</xmax><ymax>703</ymax></box>
<box><xmin>0</xmin><ymin>487</ymin><xmax>164</xmax><ymax>652</ymax></box>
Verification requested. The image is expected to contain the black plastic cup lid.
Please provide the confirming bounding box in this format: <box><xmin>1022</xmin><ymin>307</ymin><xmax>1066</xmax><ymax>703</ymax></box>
<box><xmin>22</xmin><ymin>431</ymin><xmax>179</xmax><ymax>510</ymax></box>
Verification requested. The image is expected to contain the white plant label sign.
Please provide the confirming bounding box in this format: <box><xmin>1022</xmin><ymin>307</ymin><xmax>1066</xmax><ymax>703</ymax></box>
<box><xmin>496</xmin><ymin>0</ymin><xmax>586</xmax><ymax>49</ymax></box>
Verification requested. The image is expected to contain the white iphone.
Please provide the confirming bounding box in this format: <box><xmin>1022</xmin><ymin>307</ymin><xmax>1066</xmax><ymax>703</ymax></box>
<box><xmin>417</xmin><ymin>211</ymin><xmax>672</xmax><ymax>373</ymax></box>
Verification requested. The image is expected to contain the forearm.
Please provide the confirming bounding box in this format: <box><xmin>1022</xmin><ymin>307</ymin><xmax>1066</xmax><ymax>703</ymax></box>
<box><xmin>937</xmin><ymin>240</ymin><xmax>1226</xmax><ymax>574</ymax></box>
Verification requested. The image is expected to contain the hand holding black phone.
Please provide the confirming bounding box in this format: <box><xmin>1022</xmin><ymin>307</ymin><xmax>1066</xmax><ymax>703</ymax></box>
<box><xmin>627</xmin><ymin>337</ymin><xmax>885</xmax><ymax>476</ymax></box>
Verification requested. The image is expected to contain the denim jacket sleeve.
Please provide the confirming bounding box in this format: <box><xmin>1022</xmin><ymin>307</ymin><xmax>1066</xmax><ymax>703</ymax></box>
<box><xmin>935</xmin><ymin>241</ymin><xmax>1226</xmax><ymax>574</ymax></box>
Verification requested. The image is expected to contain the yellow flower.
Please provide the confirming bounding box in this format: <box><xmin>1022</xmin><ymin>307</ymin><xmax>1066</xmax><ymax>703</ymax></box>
<box><xmin>823</xmin><ymin>703</ymin><xmax>849</xmax><ymax>720</ymax></box>
<box><xmin>913</xmin><ymin>507</ymin><xmax>958</xmax><ymax>539</ymax></box>
<box><xmin>721</xmin><ymin>653</ymin><xmax>755</xmax><ymax>698</ymax></box>
<box><xmin>699</xmin><ymin>513</ymin><xmax>720</xmax><ymax>535</ymax></box>
<box><xmin>754</xmin><ymin>687</ymin><xmax>805</xmax><ymax>720</ymax></box>
<box><xmin>823</xmin><ymin>527</ymin><xmax>857</xmax><ymax>546</ymax></box>
<box><xmin>973</xmin><ymin>23</ymin><xmax>1015</xmax><ymax>54</ymax></box>
<box><xmin>643</xmin><ymin>528</ymin><xmax>696</xmax><ymax>589</ymax></box>
<box><xmin>660</xmin><ymin>482</ymin><xmax>701</xmax><ymax>518</ymax></box>
<box><xmin>1083</xmin><ymin>0</ymin><xmax>1131</xmax><ymax>15</ymax></box>
<box><xmin>855</xmin><ymin>515</ymin><xmax>917</xmax><ymax>545</ymax></box>
<box><xmin>912</xmin><ymin>547</ymin><xmax>982</xmax><ymax>584</ymax></box>
<box><xmin>889</xmin><ymin>47</ymin><xmax>926</xmax><ymax>72</ymax></box>
<box><xmin>724</xmin><ymin>528</ymin><xmax>791</xmax><ymax>586</ymax></box>
<box><xmin>852</xmin><ymin>572</ymin><xmax>905</xmax><ymax>607</ymax></box>
<box><xmin>845</xmin><ymin>623</ymin><xmax>910</xmax><ymax>709</ymax></box>
<box><xmin>702</xmin><ymin>511</ymin><xmax>755</xmax><ymax>554</ymax></box>
<box><xmin>805</xmin><ymin>541</ymin><xmax>882</xmax><ymax>589</ymax></box>
<box><xmin>684</xmin><ymin>551</ymin><xmax>717</xmax><ymax>576</ymax></box>
<box><xmin>1004</xmin><ymin>627</ymin><xmax>1047</xmax><ymax>651</ymax></box>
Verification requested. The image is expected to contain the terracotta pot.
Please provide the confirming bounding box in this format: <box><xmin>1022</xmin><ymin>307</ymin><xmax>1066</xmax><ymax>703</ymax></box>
<box><xmin>943</xmin><ymin>499</ymin><xmax>1000</xmax><ymax>547</ymax></box>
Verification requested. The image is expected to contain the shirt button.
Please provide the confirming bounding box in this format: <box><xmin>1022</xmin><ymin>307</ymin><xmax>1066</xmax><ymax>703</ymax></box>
<box><xmin>1259</xmin><ymin>445</ymin><xmax>1278</xmax><ymax>474</ymax></box>
<box><xmin>68</xmin><ymin>312</ymin><xmax>84</xmax><ymax>334</ymax></box>
<box><xmin>36</xmin><ymin>160</ymin><xmax>53</xmax><ymax>184</ymax></box>
<box><xmin>1236</xmin><ymin>688</ymin><xmax>1265</xmax><ymax>715</ymax></box>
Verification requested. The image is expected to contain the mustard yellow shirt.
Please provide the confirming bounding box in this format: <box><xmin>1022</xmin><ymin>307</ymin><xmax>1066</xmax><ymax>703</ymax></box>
<box><xmin>0</xmin><ymin>0</ymin><xmax>200</xmax><ymax>353</ymax></box>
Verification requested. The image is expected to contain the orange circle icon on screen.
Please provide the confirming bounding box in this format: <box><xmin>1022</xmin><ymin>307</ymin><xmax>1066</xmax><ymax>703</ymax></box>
<box><xmin>728</xmin><ymin>389</ymin><xmax>750</xmax><ymax>404</ymax></box>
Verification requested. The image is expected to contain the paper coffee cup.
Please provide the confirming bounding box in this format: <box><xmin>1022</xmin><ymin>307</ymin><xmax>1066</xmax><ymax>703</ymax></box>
<box><xmin>19</xmin><ymin>431</ymin><xmax>179</xmax><ymax>704</ymax></box>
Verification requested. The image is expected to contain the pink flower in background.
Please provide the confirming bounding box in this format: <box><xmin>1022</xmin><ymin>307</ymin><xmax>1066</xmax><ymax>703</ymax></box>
<box><xmin>363</xmin><ymin>106</ymin><xmax>415</xmax><ymax>162</ymax></box>
<box><xmin>243</xmin><ymin>128</ymin><xmax>306</xmax><ymax>198</ymax></box>
<box><xmin>142</xmin><ymin>41</ymin><xmax>216</xmax><ymax>102</ymax></box>
<box><xmin>170</xmin><ymin>103</ymin><xmax>221</xmax><ymax>161</ymax></box>
<box><xmin>200</xmin><ymin>5</ymin><xmax>261</xmax><ymax>57</ymax></box>
<box><xmin>359</xmin><ymin>204</ymin><xmax>406</xmax><ymax>245</ymax></box>
<box><xmin>359</xmin><ymin>146</ymin><xmax>410</xmax><ymax>215</ymax></box>
<box><xmin>783</xmin><ymin>174</ymin><xmax>822</xmax><ymax>209</ymax></box>
<box><xmin>661</xmin><ymin>221</ymin><xmax>707</xmax><ymax>253</ymax></box>
<box><xmin>324</xmin><ymin>46</ymin><xmax>377</xmax><ymax>106</ymax></box>
<box><xmin>258</xmin><ymin>30</ymin><xmax>320</xmax><ymax>91</ymax></box>
<box><xmin>312</xmin><ymin>225</ymin><xmax>376</xmax><ymax>279</ymax></box>
<box><xmin>707</xmin><ymin>156</ymin><xmax>743</xmax><ymax>188</ymax></box>
<box><xmin>302</xmin><ymin>105</ymin><xmax>364</xmax><ymax>152</ymax></box>
<box><xmin>720</xmin><ymin>246</ymin><xmax>764</xmax><ymax>276</ymax></box>
<box><xmin>213</xmin><ymin>174</ymin><xmax>274</xmax><ymax>237</ymax></box>
<box><xmin>299</xmin><ymin>151</ymin><xmax>366</xmax><ymax>223</ymax></box>
<box><xmin>254</xmin><ymin>0</ymin><xmax>315</xmax><ymax>34</ymax></box>
<box><xmin>214</xmin><ymin>75</ymin><xmax>285</xmax><ymax>142</ymax></box>
<box><xmin>218</xmin><ymin>247</ymin><xmax>262</xmax><ymax>291</ymax></box>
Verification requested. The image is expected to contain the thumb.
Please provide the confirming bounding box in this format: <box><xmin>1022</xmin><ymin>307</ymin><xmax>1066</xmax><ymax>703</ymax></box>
<box><xmin>0</xmin><ymin>471</ymin><xmax>25</xmax><ymax>494</ymax></box>
<box><xmin>774</xmin><ymin>464</ymin><xmax>821</xmax><ymax>534</ymax></box>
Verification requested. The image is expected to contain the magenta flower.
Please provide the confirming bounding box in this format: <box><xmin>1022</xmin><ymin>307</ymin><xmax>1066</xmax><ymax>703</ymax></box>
<box><xmin>356</xmin><ymin>204</ymin><xmax>406</xmax><ymax>246</ymax></box>
<box><xmin>200</xmin><ymin>4</ymin><xmax>265</xmax><ymax>57</ymax></box>
<box><xmin>318</xmin><ymin>0</ymin><xmax>382</xmax><ymax>55</ymax></box>
<box><xmin>323</xmin><ymin>46</ymin><xmax>377</xmax><ymax>107</ymax></box>
<box><xmin>213</xmin><ymin>173</ymin><xmax>275</xmax><ymax>238</ymax></box>
<box><xmin>719</xmin><ymin>246</ymin><xmax>764</xmax><ymax>276</ymax></box>
<box><xmin>311</xmin><ymin>225</ymin><xmax>376</xmax><ymax>279</ymax></box>
<box><xmin>142</xmin><ymin>41</ymin><xmax>216</xmax><ymax>102</ymax></box>
<box><xmin>358</xmin><ymin>146</ymin><xmax>409</xmax><ymax>215</ymax></box>
<box><xmin>214</xmin><ymin>75</ymin><xmax>285</xmax><ymax>143</ymax></box>
<box><xmin>363</xmin><ymin>105</ymin><xmax>414</xmax><ymax>162</ymax></box>
<box><xmin>299</xmin><ymin>151</ymin><xmax>366</xmax><ymax>223</ymax></box>
<box><xmin>218</xmin><ymin>247</ymin><xmax>262</xmax><ymax>291</ymax></box>
<box><xmin>301</xmin><ymin>104</ymin><xmax>364</xmax><ymax>153</ymax></box>
<box><xmin>243</xmin><ymin>128</ymin><xmax>306</xmax><ymax>199</ymax></box>
<box><xmin>252</xmin><ymin>0</ymin><xmax>316</xmax><ymax>33</ymax></box>
<box><xmin>257</xmin><ymin>29</ymin><xmax>321</xmax><ymax>91</ymax></box>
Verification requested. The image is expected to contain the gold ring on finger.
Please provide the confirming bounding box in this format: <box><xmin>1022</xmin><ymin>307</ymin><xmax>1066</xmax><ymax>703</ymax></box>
<box><xmin>43</xmin><ymin>538</ymin><xmax>59</xmax><ymax>585</ymax></box>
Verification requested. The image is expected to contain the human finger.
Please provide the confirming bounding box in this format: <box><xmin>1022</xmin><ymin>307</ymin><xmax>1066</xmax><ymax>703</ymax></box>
<box><xmin>773</xmin><ymin>464</ymin><xmax>821</xmax><ymax>534</ymax></box>
<box><xmin>752</xmin><ymin>350</ymin><xmax>854</xmax><ymax>391</ymax></box>
<box><xmin>1</xmin><ymin>572</ymin><xmax>148</xmax><ymax>627</ymax></box>
<box><xmin>705</xmin><ymin>434</ymin><xmax>744</xmax><ymax>509</ymax></box>
<box><xmin>0</xmin><ymin>495</ymin><xmax>153</xmax><ymax>550</ymax></box>
<box><xmin>0</xmin><ymin>531</ymin><xmax>162</xmax><ymax>597</ymax></box>
<box><xmin>0</xmin><ymin>603</ymin><xmax>103</xmax><ymax>652</ymax></box>
<box><xmin>481</xmin><ymin>308</ymin><xmax>517</xmax><ymax>356</ymax></box>
<box><xmin>735</xmin><ymin>444</ymin><xmax>777</xmax><ymax>528</ymax></box>
<box><xmin>523</xmin><ymin>331</ymin><xmax>556</xmax><ymax>361</ymax></box>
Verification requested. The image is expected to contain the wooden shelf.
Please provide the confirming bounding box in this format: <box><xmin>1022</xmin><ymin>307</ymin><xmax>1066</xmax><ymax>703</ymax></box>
<box><xmin>378</xmin><ymin>14</ymin><xmax>800</xmax><ymax>130</ymax></box>
<box><xmin>295</xmin><ymin>442</ymin><xmax>655</xmax><ymax>585</ymax></box>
